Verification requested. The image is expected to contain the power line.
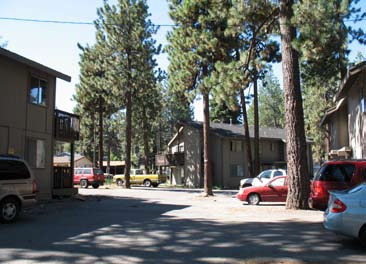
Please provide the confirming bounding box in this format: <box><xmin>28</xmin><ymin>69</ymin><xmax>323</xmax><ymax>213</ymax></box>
<box><xmin>0</xmin><ymin>16</ymin><xmax>176</xmax><ymax>27</ymax></box>
<box><xmin>0</xmin><ymin>16</ymin><xmax>365</xmax><ymax>26</ymax></box>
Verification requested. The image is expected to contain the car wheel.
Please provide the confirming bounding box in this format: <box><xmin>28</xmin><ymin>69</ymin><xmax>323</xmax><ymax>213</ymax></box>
<box><xmin>92</xmin><ymin>183</ymin><xmax>99</xmax><ymax>189</ymax></box>
<box><xmin>80</xmin><ymin>179</ymin><xmax>88</xmax><ymax>189</ymax></box>
<box><xmin>144</xmin><ymin>179</ymin><xmax>152</xmax><ymax>187</ymax></box>
<box><xmin>152</xmin><ymin>183</ymin><xmax>158</xmax><ymax>188</ymax></box>
<box><xmin>359</xmin><ymin>226</ymin><xmax>366</xmax><ymax>247</ymax></box>
<box><xmin>0</xmin><ymin>197</ymin><xmax>20</xmax><ymax>223</ymax></box>
<box><xmin>116</xmin><ymin>179</ymin><xmax>123</xmax><ymax>186</ymax></box>
<box><xmin>247</xmin><ymin>193</ymin><xmax>260</xmax><ymax>205</ymax></box>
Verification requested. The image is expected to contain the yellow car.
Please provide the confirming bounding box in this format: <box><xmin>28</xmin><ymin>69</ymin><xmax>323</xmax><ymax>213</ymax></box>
<box><xmin>113</xmin><ymin>169</ymin><xmax>167</xmax><ymax>187</ymax></box>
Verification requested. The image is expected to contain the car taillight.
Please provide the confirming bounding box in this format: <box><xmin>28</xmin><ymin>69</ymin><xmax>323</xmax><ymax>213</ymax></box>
<box><xmin>330</xmin><ymin>199</ymin><xmax>347</xmax><ymax>213</ymax></box>
<box><xmin>32</xmin><ymin>180</ymin><xmax>37</xmax><ymax>193</ymax></box>
<box><xmin>313</xmin><ymin>184</ymin><xmax>323</xmax><ymax>195</ymax></box>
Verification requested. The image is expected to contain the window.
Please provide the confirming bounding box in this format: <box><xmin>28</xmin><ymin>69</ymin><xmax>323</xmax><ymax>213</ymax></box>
<box><xmin>230</xmin><ymin>164</ymin><xmax>244</xmax><ymax>177</ymax></box>
<box><xmin>317</xmin><ymin>164</ymin><xmax>355</xmax><ymax>182</ymax></box>
<box><xmin>27</xmin><ymin>138</ymin><xmax>45</xmax><ymax>168</ymax></box>
<box><xmin>274</xmin><ymin>170</ymin><xmax>283</xmax><ymax>177</ymax></box>
<box><xmin>230</xmin><ymin>141</ymin><xmax>243</xmax><ymax>152</ymax></box>
<box><xmin>29</xmin><ymin>76</ymin><xmax>47</xmax><ymax>106</ymax></box>
<box><xmin>83</xmin><ymin>168</ymin><xmax>92</xmax><ymax>174</ymax></box>
<box><xmin>258</xmin><ymin>170</ymin><xmax>272</xmax><ymax>180</ymax></box>
<box><xmin>0</xmin><ymin>160</ymin><xmax>30</xmax><ymax>180</ymax></box>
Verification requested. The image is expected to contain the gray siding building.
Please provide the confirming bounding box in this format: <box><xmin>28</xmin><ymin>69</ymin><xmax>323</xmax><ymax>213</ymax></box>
<box><xmin>321</xmin><ymin>62</ymin><xmax>366</xmax><ymax>159</ymax></box>
<box><xmin>166</xmin><ymin>121</ymin><xmax>313</xmax><ymax>189</ymax></box>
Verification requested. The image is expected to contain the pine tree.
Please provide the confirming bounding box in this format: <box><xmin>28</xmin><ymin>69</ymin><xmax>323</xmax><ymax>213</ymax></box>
<box><xmin>211</xmin><ymin>0</ymin><xmax>280</xmax><ymax>178</ymax></box>
<box><xmin>167</xmin><ymin>0</ymin><xmax>233</xmax><ymax>195</ymax></box>
<box><xmin>96</xmin><ymin>0</ymin><xmax>159</xmax><ymax>188</ymax></box>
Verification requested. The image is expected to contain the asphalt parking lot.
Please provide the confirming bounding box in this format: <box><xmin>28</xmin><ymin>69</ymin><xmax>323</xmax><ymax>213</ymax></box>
<box><xmin>0</xmin><ymin>187</ymin><xmax>365</xmax><ymax>264</ymax></box>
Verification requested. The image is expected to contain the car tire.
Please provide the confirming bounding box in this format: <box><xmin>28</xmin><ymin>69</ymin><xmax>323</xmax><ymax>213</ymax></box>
<box><xmin>92</xmin><ymin>183</ymin><xmax>99</xmax><ymax>189</ymax></box>
<box><xmin>80</xmin><ymin>179</ymin><xmax>88</xmax><ymax>189</ymax></box>
<box><xmin>359</xmin><ymin>226</ymin><xmax>366</xmax><ymax>247</ymax></box>
<box><xmin>152</xmin><ymin>183</ymin><xmax>158</xmax><ymax>188</ymax></box>
<box><xmin>144</xmin><ymin>179</ymin><xmax>152</xmax><ymax>187</ymax></box>
<box><xmin>0</xmin><ymin>197</ymin><xmax>20</xmax><ymax>223</ymax></box>
<box><xmin>116</xmin><ymin>179</ymin><xmax>123</xmax><ymax>187</ymax></box>
<box><xmin>247</xmin><ymin>193</ymin><xmax>260</xmax><ymax>205</ymax></box>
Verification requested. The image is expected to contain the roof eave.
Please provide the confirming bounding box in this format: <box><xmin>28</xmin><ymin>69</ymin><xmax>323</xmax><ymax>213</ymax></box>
<box><xmin>0</xmin><ymin>48</ymin><xmax>71</xmax><ymax>82</ymax></box>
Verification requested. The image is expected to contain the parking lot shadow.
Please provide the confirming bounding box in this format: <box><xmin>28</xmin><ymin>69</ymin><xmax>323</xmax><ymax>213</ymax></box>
<box><xmin>0</xmin><ymin>194</ymin><xmax>364</xmax><ymax>264</ymax></box>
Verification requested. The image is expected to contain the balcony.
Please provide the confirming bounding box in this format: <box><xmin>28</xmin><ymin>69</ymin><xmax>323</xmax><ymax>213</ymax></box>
<box><xmin>54</xmin><ymin>109</ymin><xmax>80</xmax><ymax>142</ymax></box>
<box><xmin>155</xmin><ymin>152</ymin><xmax>184</xmax><ymax>167</ymax></box>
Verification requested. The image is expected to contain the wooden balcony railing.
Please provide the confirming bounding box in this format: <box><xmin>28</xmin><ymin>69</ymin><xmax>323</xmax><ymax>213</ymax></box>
<box><xmin>155</xmin><ymin>152</ymin><xmax>185</xmax><ymax>167</ymax></box>
<box><xmin>54</xmin><ymin>109</ymin><xmax>80</xmax><ymax>141</ymax></box>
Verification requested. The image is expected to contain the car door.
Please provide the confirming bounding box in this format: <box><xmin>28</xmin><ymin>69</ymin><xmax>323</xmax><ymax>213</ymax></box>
<box><xmin>261</xmin><ymin>177</ymin><xmax>287</xmax><ymax>202</ymax></box>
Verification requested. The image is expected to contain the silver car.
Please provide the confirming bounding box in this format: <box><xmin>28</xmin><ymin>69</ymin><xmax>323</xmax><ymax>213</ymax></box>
<box><xmin>323</xmin><ymin>183</ymin><xmax>366</xmax><ymax>246</ymax></box>
<box><xmin>0</xmin><ymin>155</ymin><xmax>37</xmax><ymax>223</ymax></box>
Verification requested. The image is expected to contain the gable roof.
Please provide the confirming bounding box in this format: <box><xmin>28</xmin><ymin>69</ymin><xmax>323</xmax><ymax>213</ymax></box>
<box><xmin>184</xmin><ymin>121</ymin><xmax>286</xmax><ymax>140</ymax></box>
<box><xmin>335</xmin><ymin>61</ymin><xmax>366</xmax><ymax>101</ymax></box>
<box><xmin>0</xmin><ymin>47</ymin><xmax>71</xmax><ymax>82</ymax></box>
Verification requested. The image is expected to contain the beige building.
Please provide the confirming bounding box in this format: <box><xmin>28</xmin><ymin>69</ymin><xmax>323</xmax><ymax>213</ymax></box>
<box><xmin>162</xmin><ymin>121</ymin><xmax>313</xmax><ymax>189</ymax></box>
<box><xmin>321</xmin><ymin>62</ymin><xmax>366</xmax><ymax>159</ymax></box>
<box><xmin>0</xmin><ymin>48</ymin><xmax>79</xmax><ymax>199</ymax></box>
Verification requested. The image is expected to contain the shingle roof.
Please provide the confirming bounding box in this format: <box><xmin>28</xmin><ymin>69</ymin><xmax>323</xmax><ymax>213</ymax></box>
<box><xmin>185</xmin><ymin>121</ymin><xmax>286</xmax><ymax>140</ymax></box>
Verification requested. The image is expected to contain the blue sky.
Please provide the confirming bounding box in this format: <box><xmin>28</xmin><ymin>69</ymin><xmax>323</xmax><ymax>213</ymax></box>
<box><xmin>1</xmin><ymin>0</ymin><xmax>365</xmax><ymax>121</ymax></box>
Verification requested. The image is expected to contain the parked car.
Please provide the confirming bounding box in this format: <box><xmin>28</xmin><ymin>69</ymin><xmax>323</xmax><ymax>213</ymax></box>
<box><xmin>113</xmin><ymin>169</ymin><xmax>167</xmax><ymax>187</ymax></box>
<box><xmin>308</xmin><ymin>160</ymin><xmax>366</xmax><ymax>210</ymax></box>
<box><xmin>73</xmin><ymin>167</ymin><xmax>105</xmax><ymax>189</ymax></box>
<box><xmin>236</xmin><ymin>176</ymin><xmax>288</xmax><ymax>205</ymax></box>
<box><xmin>323</xmin><ymin>183</ymin><xmax>366</xmax><ymax>246</ymax></box>
<box><xmin>0</xmin><ymin>155</ymin><xmax>37</xmax><ymax>223</ymax></box>
<box><xmin>239</xmin><ymin>169</ymin><xmax>287</xmax><ymax>188</ymax></box>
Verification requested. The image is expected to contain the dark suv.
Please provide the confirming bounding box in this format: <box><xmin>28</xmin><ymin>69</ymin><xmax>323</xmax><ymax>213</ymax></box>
<box><xmin>308</xmin><ymin>160</ymin><xmax>366</xmax><ymax>210</ymax></box>
<box><xmin>0</xmin><ymin>155</ymin><xmax>37</xmax><ymax>223</ymax></box>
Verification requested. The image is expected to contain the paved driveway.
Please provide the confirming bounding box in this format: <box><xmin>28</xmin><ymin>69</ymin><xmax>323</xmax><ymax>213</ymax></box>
<box><xmin>0</xmin><ymin>187</ymin><xmax>365</xmax><ymax>263</ymax></box>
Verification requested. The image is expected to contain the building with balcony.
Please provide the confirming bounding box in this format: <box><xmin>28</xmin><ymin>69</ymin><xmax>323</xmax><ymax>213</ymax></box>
<box><xmin>321</xmin><ymin>62</ymin><xmax>366</xmax><ymax>159</ymax></box>
<box><xmin>0</xmin><ymin>48</ymin><xmax>79</xmax><ymax>199</ymax></box>
<box><xmin>164</xmin><ymin>121</ymin><xmax>313</xmax><ymax>189</ymax></box>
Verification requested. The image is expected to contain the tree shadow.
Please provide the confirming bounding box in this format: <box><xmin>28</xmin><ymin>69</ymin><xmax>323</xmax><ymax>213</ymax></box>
<box><xmin>0</xmin><ymin>195</ymin><xmax>364</xmax><ymax>264</ymax></box>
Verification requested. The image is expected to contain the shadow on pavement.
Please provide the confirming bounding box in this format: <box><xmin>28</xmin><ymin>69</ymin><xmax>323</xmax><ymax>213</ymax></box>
<box><xmin>0</xmin><ymin>194</ymin><xmax>364</xmax><ymax>264</ymax></box>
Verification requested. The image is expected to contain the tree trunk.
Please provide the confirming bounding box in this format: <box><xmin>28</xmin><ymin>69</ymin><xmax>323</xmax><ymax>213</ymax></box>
<box><xmin>203</xmin><ymin>88</ymin><xmax>213</xmax><ymax>196</ymax></box>
<box><xmin>98</xmin><ymin>96</ymin><xmax>104</xmax><ymax>169</ymax></box>
<box><xmin>92</xmin><ymin>112</ymin><xmax>96</xmax><ymax>167</ymax></box>
<box><xmin>143</xmin><ymin>109</ymin><xmax>150</xmax><ymax>174</ymax></box>
<box><xmin>124</xmin><ymin>88</ymin><xmax>132</xmax><ymax>189</ymax></box>
<box><xmin>279</xmin><ymin>0</ymin><xmax>310</xmax><ymax>209</ymax></box>
<box><xmin>253</xmin><ymin>72</ymin><xmax>260</xmax><ymax>176</ymax></box>
<box><xmin>240</xmin><ymin>88</ymin><xmax>253</xmax><ymax>178</ymax></box>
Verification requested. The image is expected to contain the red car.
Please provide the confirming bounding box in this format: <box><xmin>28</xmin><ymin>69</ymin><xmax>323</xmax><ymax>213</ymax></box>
<box><xmin>236</xmin><ymin>176</ymin><xmax>288</xmax><ymax>205</ymax></box>
<box><xmin>308</xmin><ymin>160</ymin><xmax>366</xmax><ymax>210</ymax></box>
<box><xmin>73</xmin><ymin>167</ymin><xmax>105</xmax><ymax>189</ymax></box>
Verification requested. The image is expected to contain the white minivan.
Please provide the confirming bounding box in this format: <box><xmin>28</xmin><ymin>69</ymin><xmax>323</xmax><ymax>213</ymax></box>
<box><xmin>0</xmin><ymin>155</ymin><xmax>37</xmax><ymax>223</ymax></box>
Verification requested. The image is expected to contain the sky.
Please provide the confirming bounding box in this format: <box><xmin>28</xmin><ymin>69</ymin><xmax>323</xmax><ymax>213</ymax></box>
<box><xmin>1</xmin><ymin>0</ymin><xmax>366</xmax><ymax>122</ymax></box>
